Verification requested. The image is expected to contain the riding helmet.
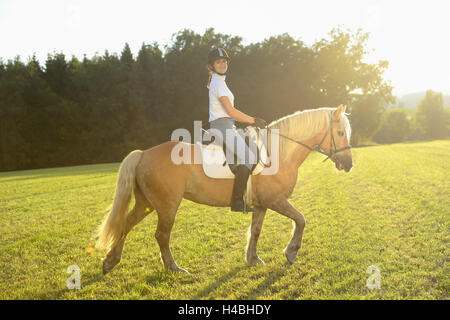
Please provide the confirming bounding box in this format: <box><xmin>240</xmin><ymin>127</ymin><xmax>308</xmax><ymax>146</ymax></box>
<box><xmin>208</xmin><ymin>48</ymin><xmax>230</xmax><ymax>65</ymax></box>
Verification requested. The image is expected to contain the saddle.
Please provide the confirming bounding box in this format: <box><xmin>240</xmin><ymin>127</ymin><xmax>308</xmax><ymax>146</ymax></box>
<box><xmin>197</xmin><ymin>126</ymin><xmax>269</xmax><ymax>179</ymax></box>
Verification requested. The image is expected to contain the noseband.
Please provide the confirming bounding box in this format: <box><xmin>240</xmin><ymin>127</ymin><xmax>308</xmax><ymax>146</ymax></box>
<box><xmin>267</xmin><ymin>111</ymin><xmax>352</xmax><ymax>162</ymax></box>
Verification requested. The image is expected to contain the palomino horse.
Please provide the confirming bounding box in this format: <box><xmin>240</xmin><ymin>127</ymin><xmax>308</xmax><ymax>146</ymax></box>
<box><xmin>96</xmin><ymin>104</ymin><xmax>353</xmax><ymax>274</ymax></box>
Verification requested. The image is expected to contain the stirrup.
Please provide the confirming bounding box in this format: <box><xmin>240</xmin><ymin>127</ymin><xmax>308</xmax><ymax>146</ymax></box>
<box><xmin>244</xmin><ymin>201</ymin><xmax>255</xmax><ymax>214</ymax></box>
<box><xmin>231</xmin><ymin>200</ymin><xmax>255</xmax><ymax>213</ymax></box>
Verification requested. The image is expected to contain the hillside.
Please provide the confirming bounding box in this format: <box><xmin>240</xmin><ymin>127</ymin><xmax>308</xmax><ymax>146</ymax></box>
<box><xmin>396</xmin><ymin>91</ymin><xmax>450</xmax><ymax>108</ymax></box>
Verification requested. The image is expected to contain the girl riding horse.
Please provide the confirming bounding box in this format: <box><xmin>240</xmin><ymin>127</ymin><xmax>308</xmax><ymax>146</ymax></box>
<box><xmin>206</xmin><ymin>47</ymin><xmax>267</xmax><ymax>212</ymax></box>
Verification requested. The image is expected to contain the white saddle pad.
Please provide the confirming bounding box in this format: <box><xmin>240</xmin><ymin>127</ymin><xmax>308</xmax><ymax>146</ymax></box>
<box><xmin>198</xmin><ymin>127</ymin><xmax>269</xmax><ymax>179</ymax></box>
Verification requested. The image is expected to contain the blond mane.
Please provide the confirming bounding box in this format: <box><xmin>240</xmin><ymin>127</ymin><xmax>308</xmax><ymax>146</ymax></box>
<box><xmin>268</xmin><ymin>107</ymin><xmax>351</xmax><ymax>161</ymax></box>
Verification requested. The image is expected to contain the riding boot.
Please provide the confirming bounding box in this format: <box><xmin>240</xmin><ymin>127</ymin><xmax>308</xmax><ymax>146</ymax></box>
<box><xmin>230</xmin><ymin>165</ymin><xmax>255</xmax><ymax>212</ymax></box>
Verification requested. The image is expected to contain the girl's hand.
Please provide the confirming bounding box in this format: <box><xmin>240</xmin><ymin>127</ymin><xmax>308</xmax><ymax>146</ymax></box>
<box><xmin>253</xmin><ymin>118</ymin><xmax>267</xmax><ymax>128</ymax></box>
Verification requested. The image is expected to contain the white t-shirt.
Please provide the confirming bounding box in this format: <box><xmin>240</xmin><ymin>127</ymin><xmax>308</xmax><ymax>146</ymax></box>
<box><xmin>208</xmin><ymin>72</ymin><xmax>234</xmax><ymax>122</ymax></box>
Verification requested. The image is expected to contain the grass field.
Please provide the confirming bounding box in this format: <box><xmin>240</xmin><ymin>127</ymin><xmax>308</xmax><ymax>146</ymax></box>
<box><xmin>0</xmin><ymin>140</ymin><xmax>448</xmax><ymax>300</ymax></box>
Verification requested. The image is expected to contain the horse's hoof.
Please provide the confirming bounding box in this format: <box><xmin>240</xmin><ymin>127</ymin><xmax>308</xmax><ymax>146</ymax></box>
<box><xmin>168</xmin><ymin>265</ymin><xmax>191</xmax><ymax>274</ymax></box>
<box><xmin>284</xmin><ymin>249</ymin><xmax>297</xmax><ymax>264</ymax></box>
<box><xmin>102</xmin><ymin>263</ymin><xmax>112</xmax><ymax>275</ymax></box>
<box><xmin>178</xmin><ymin>268</ymin><xmax>191</xmax><ymax>275</ymax></box>
<box><xmin>248</xmin><ymin>257</ymin><xmax>265</xmax><ymax>266</ymax></box>
<box><xmin>102</xmin><ymin>257</ymin><xmax>120</xmax><ymax>275</ymax></box>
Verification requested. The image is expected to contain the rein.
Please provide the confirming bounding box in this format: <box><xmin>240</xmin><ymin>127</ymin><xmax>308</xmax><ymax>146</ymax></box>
<box><xmin>262</xmin><ymin>111</ymin><xmax>352</xmax><ymax>165</ymax></box>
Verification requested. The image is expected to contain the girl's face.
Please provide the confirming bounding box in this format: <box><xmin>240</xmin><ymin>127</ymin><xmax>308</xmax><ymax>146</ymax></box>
<box><xmin>213</xmin><ymin>58</ymin><xmax>228</xmax><ymax>74</ymax></box>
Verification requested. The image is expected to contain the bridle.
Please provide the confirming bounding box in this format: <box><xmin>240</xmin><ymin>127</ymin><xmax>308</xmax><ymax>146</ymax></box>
<box><xmin>264</xmin><ymin>111</ymin><xmax>352</xmax><ymax>163</ymax></box>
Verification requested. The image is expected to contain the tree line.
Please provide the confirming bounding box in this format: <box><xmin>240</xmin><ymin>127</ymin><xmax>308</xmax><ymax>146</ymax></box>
<box><xmin>0</xmin><ymin>27</ymin><xmax>447</xmax><ymax>172</ymax></box>
<box><xmin>373</xmin><ymin>91</ymin><xmax>450</xmax><ymax>144</ymax></box>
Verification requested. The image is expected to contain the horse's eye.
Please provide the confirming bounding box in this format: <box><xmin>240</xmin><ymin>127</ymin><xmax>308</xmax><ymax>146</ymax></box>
<box><xmin>337</xmin><ymin>130</ymin><xmax>344</xmax><ymax>137</ymax></box>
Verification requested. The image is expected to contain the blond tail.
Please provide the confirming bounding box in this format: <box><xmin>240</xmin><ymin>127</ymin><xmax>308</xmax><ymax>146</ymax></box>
<box><xmin>95</xmin><ymin>150</ymin><xmax>143</xmax><ymax>252</ymax></box>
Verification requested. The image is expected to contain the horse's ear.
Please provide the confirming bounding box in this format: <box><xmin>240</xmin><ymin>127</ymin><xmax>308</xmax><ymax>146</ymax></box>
<box><xmin>333</xmin><ymin>104</ymin><xmax>346</xmax><ymax>118</ymax></box>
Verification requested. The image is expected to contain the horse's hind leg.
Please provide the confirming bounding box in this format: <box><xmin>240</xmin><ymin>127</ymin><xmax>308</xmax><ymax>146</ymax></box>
<box><xmin>103</xmin><ymin>185</ymin><xmax>154</xmax><ymax>275</ymax></box>
<box><xmin>246</xmin><ymin>206</ymin><xmax>267</xmax><ymax>265</ymax></box>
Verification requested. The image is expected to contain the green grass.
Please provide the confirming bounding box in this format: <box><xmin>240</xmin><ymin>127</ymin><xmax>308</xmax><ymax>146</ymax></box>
<box><xmin>0</xmin><ymin>140</ymin><xmax>449</xmax><ymax>300</ymax></box>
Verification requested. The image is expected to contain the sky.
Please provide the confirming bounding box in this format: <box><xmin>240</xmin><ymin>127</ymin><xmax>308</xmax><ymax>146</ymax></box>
<box><xmin>1</xmin><ymin>0</ymin><xmax>449</xmax><ymax>97</ymax></box>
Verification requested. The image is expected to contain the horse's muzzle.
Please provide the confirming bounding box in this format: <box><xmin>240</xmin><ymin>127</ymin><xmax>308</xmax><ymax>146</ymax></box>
<box><xmin>334</xmin><ymin>154</ymin><xmax>353</xmax><ymax>172</ymax></box>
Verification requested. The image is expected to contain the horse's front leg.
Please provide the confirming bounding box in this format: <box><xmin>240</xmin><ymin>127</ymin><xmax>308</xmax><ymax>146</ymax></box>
<box><xmin>270</xmin><ymin>200</ymin><xmax>306</xmax><ymax>264</ymax></box>
<box><xmin>246</xmin><ymin>206</ymin><xmax>267</xmax><ymax>265</ymax></box>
